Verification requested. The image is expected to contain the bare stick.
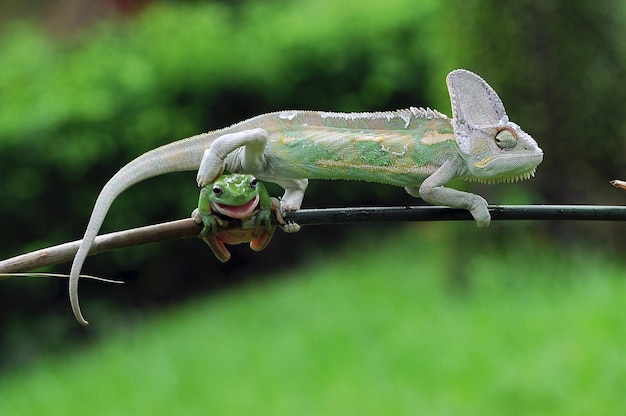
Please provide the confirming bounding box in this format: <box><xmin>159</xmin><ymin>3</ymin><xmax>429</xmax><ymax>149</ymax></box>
<box><xmin>2</xmin><ymin>204</ymin><xmax>626</xmax><ymax>273</ymax></box>
<box><xmin>610</xmin><ymin>179</ymin><xmax>626</xmax><ymax>191</ymax></box>
<box><xmin>0</xmin><ymin>219</ymin><xmax>202</xmax><ymax>273</ymax></box>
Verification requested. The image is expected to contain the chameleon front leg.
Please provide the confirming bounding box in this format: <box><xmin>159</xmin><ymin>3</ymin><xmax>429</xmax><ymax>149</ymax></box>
<box><xmin>406</xmin><ymin>159</ymin><xmax>491</xmax><ymax>227</ymax></box>
<box><xmin>196</xmin><ymin>128</ymin><xmax>308</xmax><ymax>214</ymax></box>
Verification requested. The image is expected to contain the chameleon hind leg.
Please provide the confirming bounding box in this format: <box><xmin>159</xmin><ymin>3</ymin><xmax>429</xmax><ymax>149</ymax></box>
<box><xmin>196</xmin><ymin>128</ymin><xmax>309</xmax><ymax>214</ymax></box>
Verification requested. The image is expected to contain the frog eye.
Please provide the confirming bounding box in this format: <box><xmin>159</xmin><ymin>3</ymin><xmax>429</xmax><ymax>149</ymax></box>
<box><xmin>495</xmin><ymin>129</ymin><xmax>517</xmax><ymax>150</ymax></box>
<box><xmin>249</xmin><ymin>177</ymin><xmax>258</xmax><ymax>189</ymax></box>
<box><xmin>212</xmin><ymin>185</ymin><xmax>223</xmax><ymax>196</ymax></box>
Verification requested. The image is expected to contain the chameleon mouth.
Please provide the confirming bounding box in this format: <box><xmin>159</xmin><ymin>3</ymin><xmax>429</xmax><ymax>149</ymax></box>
<box><xmin>213</xmin><ymin>195</ymin><xmax>260</xmax><ymax>219</ymax></box>
<box><xmin>469</xmin><ymin>167</ymin><xmax>537</xmax><ymax>184</ymax></box>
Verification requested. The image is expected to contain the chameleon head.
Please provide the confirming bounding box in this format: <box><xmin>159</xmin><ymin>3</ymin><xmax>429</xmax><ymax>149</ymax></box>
<box><xmin>208</xmin><ymin>174</ymin><xmax>261</xmax><ymax>219</ymax></box>
<box><xmin>459</xmin><ymin>121</ymin><xmax>544</xmax><ymax>184</ymax></box>
<box><xmin>446</xmin><ymin>69</ymin><xmax>543</xmax><ymax>184</ymax></box>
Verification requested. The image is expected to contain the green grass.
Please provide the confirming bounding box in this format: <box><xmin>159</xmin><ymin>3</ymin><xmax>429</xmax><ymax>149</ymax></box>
<box><xmin>0</xmin><ymin>226</ymin><xmax>624</xmax><ymax>415</ymax></box>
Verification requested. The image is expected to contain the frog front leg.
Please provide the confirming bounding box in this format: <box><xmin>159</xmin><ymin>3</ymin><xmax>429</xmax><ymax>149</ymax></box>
<box><xmin>191</xmin><ymin>207</ymin><xmax>232</xmax><ymax>261</ymax></box>
<box><xmin>193</xmin><ymin>187</ymin><xmax>229</xmax><ymax>238</ymax></box>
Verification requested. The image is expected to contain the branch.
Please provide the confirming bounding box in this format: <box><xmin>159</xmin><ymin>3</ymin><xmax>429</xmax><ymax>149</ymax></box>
<box><xmin>0</xmin><ymin>219</ymin><xmax>202</xmax><ymax>273</ymax></box>
<box><xmin>1</xmin><ymin>204</ymin><xmax>625</xmax><ymax>273</ymax></box>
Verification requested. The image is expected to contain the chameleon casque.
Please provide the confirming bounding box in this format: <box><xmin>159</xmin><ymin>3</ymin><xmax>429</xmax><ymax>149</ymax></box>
<box><xmin>193</xmin><ymin>173</ymin><xmax>277</xmax><ymax>262</ymax></box>
<box><xmin>69</xmin><ymin>69</ymin><xmax>543</xmax><ymax>324</ymax></box>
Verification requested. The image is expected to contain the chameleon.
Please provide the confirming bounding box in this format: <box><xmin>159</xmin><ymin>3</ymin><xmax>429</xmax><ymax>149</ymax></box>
<box><xmin>68</xmin><ymin>69</ymin><xmax>543</xmax><ymax>325</ymax></box>
<box><xmin>192</xmin><ymin>173</ymin><xmax>278</xmax><ymax>262</ymax></box>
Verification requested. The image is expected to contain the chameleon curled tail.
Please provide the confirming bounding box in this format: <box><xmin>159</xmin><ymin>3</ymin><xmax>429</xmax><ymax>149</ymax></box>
<box><xmin>69</xmin><ymin>138</ymin><xmax>210</xmax><ymax>325</ymax></box>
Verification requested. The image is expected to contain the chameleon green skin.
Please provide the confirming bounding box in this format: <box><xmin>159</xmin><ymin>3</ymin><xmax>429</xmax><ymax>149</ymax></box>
<box><xmin>68</xmin><ymin>69</ymin><xmax>543</xmax><ymax>325</ymax></box>
<box><xmin>260</xmin><ymin>110</ymin><xmax>457</xmax><ymax>185</ymax></box>
<box><xmin>195</xmin><ymin>174</ymin><xmax>275</xmax><ymax>262</ymax></box>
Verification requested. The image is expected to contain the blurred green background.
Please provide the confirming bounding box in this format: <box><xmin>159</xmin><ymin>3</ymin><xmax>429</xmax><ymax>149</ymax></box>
<box><xmin>0</xmin><ymin>0</ymin><xmax>625</xmax><ymax>413</ymax></box>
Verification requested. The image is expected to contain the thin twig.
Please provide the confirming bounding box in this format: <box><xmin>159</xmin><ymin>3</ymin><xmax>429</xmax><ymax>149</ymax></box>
<box><xmin>1</xmin><ymin>204</ymin><xmax>625</xmax><ymax>273</ymax></box>
<box><xmin>0</xmin><ymin>273</ymin><xmax>124</xmax><ymax>284</ymax></box>
<box><xmin>610</xmin><ymin>179</ymin><xmax>626</xmax><ymax>191</ymax></box>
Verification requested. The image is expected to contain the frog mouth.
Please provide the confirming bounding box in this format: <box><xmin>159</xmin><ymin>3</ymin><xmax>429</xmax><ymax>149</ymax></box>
<box><xmin>213</xmin><ymin>195</ymin><xmax>260</xmax><ymax>219</ymax></box>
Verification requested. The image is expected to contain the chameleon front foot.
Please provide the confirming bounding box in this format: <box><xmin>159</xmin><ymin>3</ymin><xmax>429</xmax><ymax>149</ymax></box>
<box><xmin>468</xmin><ymin>196</ymin><xmax>491</xmax><ymax>228</ymax></box>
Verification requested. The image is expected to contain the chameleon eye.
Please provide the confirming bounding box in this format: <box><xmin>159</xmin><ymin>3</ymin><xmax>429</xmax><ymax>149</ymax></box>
<box><xmin>249</xmin><ymin>177</ymin><xmax>258</xmax><ymax>188</ymax></box>
<box><xmin>212</xmin><ymin>185</ymin><xmax>223</xmax><ymax>196</ymax></box>
<box><xmin>495</xmin><ymin>129</ymin><xmax>517</xmax><ymax>150</ymax></box>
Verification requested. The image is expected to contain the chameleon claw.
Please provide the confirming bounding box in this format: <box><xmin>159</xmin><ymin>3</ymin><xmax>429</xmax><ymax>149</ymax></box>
<box><xmin>271</xmin><ymin>196</ymin><xmax>301</xmax><ymax>233</ymax></box>
<box><xmin>281</xmin><ymin>221</ymin><xmax>301</xmax><ymax>233</ymax></box>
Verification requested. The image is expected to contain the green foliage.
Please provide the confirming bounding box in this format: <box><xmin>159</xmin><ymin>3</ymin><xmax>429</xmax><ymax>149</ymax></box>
<box><xmin>0</xmin><ymin>227</ymin><xmax>624</xmax><ymax>414</ymax></box>
<box><xmin>0</xmin><ymin>0</ymin><xmax>448</xmax><ymax>342</ymax></box>
<box><xmin>1</xmin><ymin>0</ymin><xmax>625</xmax><ymax>379</ymax></box>
<box><xmin>0</xmin><ymin>0</ymin><xmax>442</xmax><ymax>253</ymax></box>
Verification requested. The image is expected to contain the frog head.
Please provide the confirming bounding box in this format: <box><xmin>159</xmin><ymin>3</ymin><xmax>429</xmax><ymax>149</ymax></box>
<box><xmin>208</xmin><ymin>174</ymin><xmax>261</xmax><ymax>219</ymax></box>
